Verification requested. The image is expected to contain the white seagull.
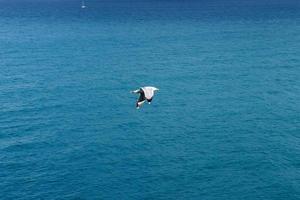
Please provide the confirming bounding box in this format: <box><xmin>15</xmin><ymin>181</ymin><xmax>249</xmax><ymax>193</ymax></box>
<box><xmin>131</xmin><ymin>86</ymin><xmax>159</xmax><ymax>109</ymax></box>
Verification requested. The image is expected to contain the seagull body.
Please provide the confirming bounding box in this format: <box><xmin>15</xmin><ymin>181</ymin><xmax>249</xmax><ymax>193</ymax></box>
<box><xmin>131</xmin><ymin>86</ymin><xmax>159</xmax><ymax>109</ymax></box>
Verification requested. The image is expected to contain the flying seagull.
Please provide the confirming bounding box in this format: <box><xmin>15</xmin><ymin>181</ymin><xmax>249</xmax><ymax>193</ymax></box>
<box><xmin>131</xmin><ymin>86</ymin><xmax>159</xmax><ymax>109</ymax></box>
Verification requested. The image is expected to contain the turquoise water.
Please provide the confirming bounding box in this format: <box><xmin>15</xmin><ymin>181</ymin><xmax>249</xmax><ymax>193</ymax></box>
<box><xmin>1</xmin><ymin>0</ymin><xmax>300</xmax><ymax>199</ymax></box>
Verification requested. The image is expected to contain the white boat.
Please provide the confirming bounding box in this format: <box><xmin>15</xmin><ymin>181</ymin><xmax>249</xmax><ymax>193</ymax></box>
<box><xmin>81</xmin><ymin>0</ymin><xmax>86</xmax><ymax>8</ymax></box>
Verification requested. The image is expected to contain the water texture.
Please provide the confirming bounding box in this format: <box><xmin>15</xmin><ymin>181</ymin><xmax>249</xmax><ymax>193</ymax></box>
<box><xmin>0</xmin><ymin>0</ymin><xmax>300</xmax><ymax>199</ymax></box>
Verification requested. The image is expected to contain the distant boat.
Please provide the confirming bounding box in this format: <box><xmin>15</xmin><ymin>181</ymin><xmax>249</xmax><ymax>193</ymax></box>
<box><xmin>81</xmin><ymin>0</ymin><xmax>86</xmax><ymax>8</ymax></box>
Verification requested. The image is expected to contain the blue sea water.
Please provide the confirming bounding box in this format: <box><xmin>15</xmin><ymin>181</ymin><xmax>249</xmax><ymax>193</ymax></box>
<box><xmin>1</xmin><ymin>0</ymin><xmax>300</xmax><ymax>199</ymax></box>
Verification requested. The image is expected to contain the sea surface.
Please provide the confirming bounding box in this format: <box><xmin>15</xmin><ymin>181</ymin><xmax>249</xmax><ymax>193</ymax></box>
<box><xmin>1</xmin><ymin>0</ymin><xmax>300</xmax><ymax>199</ymax></box>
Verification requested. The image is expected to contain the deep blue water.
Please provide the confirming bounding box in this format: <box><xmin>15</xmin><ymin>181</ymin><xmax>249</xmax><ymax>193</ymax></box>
<box><xmin>1</xmin><ymin>0</ymin><xmax>300</xmax><ymax>199</ymax></box>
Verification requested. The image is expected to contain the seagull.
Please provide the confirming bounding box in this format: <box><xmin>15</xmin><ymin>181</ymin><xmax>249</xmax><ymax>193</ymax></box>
<box><xmin>131</xmin><ymin>86</ymin><xmax>159</xmax><ymax>109</ymax></box>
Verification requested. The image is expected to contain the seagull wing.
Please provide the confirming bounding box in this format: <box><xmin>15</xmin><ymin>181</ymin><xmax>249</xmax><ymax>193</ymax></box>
<box><xmin>138</xmin><ymin>91</ymin><xmax>146</xmax><ymax>102</ymax></box>
<box><xmin>136</xmin><ymin>90</ymin><xmax>146</xmax><ymax>108</ymax></box>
